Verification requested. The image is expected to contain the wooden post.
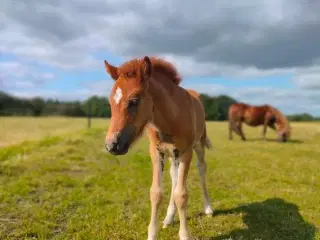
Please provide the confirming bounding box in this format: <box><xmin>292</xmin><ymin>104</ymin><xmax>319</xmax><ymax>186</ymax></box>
<box><xmin>87</xmin><ymin>101</ymin><xmax>92</xmax><ymax>129</ymax></box>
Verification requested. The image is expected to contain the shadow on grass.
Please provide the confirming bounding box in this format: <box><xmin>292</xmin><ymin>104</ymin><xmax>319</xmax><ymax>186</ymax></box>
<box><xmin>207</xmin><ymin>198</ymin><xmax>317</xmax><ymax>240</ymax></box>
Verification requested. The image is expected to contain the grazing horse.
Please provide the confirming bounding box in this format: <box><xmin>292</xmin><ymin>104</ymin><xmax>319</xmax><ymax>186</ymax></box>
<box><xmin>103</xmin><ymin>56</ymin><xmax>214</xmax><ymax>240</ymax></box>
<box><xmin>228</xmin><ymin>102</ymin><xmax>292</xmax><ymax>142</ymax></box>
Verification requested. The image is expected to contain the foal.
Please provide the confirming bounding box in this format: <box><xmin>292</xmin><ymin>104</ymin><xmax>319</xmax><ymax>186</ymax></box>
<box><xmin>104</xmin><ymin>56</ymin><xmax>214</xmax><ymax>240</ymax></box>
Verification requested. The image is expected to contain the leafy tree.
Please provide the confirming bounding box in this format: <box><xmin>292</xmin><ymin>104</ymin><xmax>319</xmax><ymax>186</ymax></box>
<box><xmin>287</xmin><ymin>113</ymin><xmax>315</xmax><ymax>122</ymax></box>
<box><xmin>30</xmin><ymin>97</ymin><xmax>46</xmax><ymax>116</ymax></box>
<box><xmin>0</xmin><ymin>90</ymin><xmax>318</xmax><ymax>121</ymax></box>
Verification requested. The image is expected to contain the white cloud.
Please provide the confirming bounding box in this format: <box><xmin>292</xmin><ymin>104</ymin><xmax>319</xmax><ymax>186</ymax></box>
<box><xmin>8</xmin><ymin>78</ymin><xmax>115</xmax><ymax>101</ymax></box>
<box><xmin>1</xmin><ymin>0</ymin><xmax>320</xmax><ymax>115</ymax></box>
<box><xmin>0</xmin><ymin>61</ymin><xmax>55</xmax><ymax>90</ymax></box>
<box><xmin>228</xmin><ymin>87</ymin><xmax>320</xmax><ymax>114</ymax></box>
<box><xmin>9</xmin><ymin>89</ymin><xmax>91</xmax><ymax>101</ymax></box>
<box><xmin>1</xmin><ymin>0</ymin><xmax>320</xmax><ymax>74</ymax></box>
<box><xmin>82</xmin><ymin>79</ymin><xmax>114</xmax><ymax>97</ymax></box>
<box><xmin>292</xmin><ymin>73</ymin><xmax>320</xmax><ymax>90</ymax></box>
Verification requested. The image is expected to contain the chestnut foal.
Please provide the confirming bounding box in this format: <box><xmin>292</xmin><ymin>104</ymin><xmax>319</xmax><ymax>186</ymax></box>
<box><xmin>104</xmin><ymin>56</ymin><xmax>214</xmax><ymax>240</ymax></box>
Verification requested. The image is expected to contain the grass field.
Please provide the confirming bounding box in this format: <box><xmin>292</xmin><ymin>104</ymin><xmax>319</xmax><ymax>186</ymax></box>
<box><xmin>0</xmin><ymin>117</ymin><xmax>109</xmax><ymax>147</ymax></box>
<box><xmin>0</xmin><ymin>117</ymin><xmax>319</xmax><ymax>240</ymax></box>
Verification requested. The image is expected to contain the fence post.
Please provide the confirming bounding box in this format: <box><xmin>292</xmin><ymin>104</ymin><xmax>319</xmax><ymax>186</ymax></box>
<box><xmin>87</xmin><ymin>101</ymin><xmax>92</xmax><ymax>129</ymax></box>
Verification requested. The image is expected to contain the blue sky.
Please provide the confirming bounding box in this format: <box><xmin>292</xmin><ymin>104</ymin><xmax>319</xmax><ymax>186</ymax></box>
<box><xmin>1</xmin><ymin>1</ymin><xmax>320</xmax><ymax>116</ymax></box>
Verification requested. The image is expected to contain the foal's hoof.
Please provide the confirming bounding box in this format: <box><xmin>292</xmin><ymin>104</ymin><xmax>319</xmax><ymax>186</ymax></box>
<box><xmin>162</xmin><ymin>224</ymin><xmax>169</xmax><ymax>229</ymax></box>
<box><xmin>179</xmin><ymin>235</ymin><xmax>191</xmax><ymax>240</ymax></box>
<box><xmin>162</xmin><ymin>218</ymin><xmax>174</xmax><ymax>229</ymax></box>
<box><xmin>179</xmin><ymin>230</ymin><xmax>191</xmax><ymax>240</ymax></box>
<box><xmin>205</xmin><ymin>206</ymin><xmax>214</xmax><ymax>217</ymax></box>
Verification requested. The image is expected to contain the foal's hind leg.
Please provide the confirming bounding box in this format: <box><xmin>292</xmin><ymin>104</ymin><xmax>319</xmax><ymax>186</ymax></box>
<box><xmin>194</xmin><ymin>142</ymin><xmax>214</xmax><ymax>215</ymax></box>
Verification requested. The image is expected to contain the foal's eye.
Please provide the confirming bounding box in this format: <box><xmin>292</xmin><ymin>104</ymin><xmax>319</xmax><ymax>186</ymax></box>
<box><xmin>128</xmin><ymin>98</ymin><xmax>140</xmax><ymax>109</ymax></box>
<box><xmin>125</xmin><ymin>72</ymin><xmax>135</xmax><ymax>78</ymax></box>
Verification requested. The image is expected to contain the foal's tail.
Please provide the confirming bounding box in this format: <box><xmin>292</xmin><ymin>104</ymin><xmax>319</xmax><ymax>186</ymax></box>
<box><xmin>204</xmin><ymin>136</ymin><xmax>213</xmax><ymax>150</ymax></box>
<box><xmin>201</xmin><ymin>125</ymin><xmax>213</xmax><ymax>150</ymax></box>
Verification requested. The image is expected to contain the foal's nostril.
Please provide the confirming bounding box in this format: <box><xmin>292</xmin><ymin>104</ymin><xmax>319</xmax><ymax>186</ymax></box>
<box><xmin>116</xmin><ymin>144</ymin><xmax>122</xmax><ymax>152</ymax></box>
<box><xmin>105</xmin><ymin>143</ymin><xmax>111</xmax><ymax>151</ymax></box>
<box><xmin>105</xmin><ymin>142</ymin><xmax>117</xmax><ymax>152</ymax></box>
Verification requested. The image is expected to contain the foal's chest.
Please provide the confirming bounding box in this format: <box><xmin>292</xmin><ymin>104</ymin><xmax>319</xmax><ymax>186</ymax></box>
<box><xmin>147</xmin><ymin>123</ymin><xmax>187</xmax><ymax>154</ymax></box>
<box><xmin>155</xmin><ymin>131</ymin><xmax>176</xmax><ymax>152</ymax></box>
<box><xmin>157</xmin><ymin>131</ymin><xmax>174</xmax><ymax>144</ymax></box>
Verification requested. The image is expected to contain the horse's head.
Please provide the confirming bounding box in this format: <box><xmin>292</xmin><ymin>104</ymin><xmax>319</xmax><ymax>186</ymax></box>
<box><xmin>277</xmin><ymin>126</ymin><xmax>292</xmax><ymax>142</ymax></box>
<box><xmin>103</xmin><ymin>56</ymin><xmax>154</xmax><ymax>155</ymax></box>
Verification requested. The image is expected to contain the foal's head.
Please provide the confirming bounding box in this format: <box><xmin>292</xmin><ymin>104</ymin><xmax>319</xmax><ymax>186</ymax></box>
<box><xmin>104</xmin><ymin>56</ymin><xmax>154</xmax><ymax>155</ymax></box>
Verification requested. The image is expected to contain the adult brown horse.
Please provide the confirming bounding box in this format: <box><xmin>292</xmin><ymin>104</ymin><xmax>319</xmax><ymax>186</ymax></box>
<box><xmin>228</xmin><ymin>102</ymin><xmax>292</xmax><ymax>142</ymax></box>
<box><xmin>103</xmin><ymin>56</ymin><xmax>214</xmax><ymax>240</ymax></box>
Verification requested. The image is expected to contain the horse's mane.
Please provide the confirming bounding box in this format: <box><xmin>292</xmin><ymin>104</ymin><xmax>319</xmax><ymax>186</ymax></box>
<box><xmin>118</xmin><ymin>57</ymin><xmax>182</xmax><ymax>85</ymax></box>
<box><xmin>267</xmin><ymin>105</ymin><xmax>291</xmax><ymax>131</ymax></box>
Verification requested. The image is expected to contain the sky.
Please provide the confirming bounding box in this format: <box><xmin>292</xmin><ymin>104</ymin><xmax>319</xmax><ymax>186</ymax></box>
<box><xmin>1</xmin><ymin>0</ymin><xmax>320</xmax><ymax>116</ymax></box>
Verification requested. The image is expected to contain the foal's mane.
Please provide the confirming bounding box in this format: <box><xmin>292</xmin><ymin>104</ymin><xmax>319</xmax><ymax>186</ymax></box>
<box><xmin>118</xmin><ymin>57</ymin><xmax>182</xmax><ymax>85</ymax></box>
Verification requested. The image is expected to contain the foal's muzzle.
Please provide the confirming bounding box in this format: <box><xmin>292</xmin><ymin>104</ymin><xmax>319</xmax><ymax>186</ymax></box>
<box><xmin>105</xmin><ymin>125</ymin><xmax>136</xmax><ymax>155</ymax></box>
<box><xmin>105</xmin><ymin>140</ymin><xmax>130</xmax><ymax>155</ymax></box>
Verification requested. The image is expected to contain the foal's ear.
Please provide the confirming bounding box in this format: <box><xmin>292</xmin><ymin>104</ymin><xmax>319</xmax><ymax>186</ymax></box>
<box><xmin>141</xmin><ymin>56</ymin><xmax>152</xmax><ymax>83</ymax></box>
<box><xmin>104</xmin><ymin>60</ymin><xmax>119</xmax><ymax>81</ymax></box>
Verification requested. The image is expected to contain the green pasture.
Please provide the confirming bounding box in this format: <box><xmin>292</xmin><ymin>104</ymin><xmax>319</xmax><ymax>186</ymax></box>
<box><xmin>0</xmin><ymin>117</ymin><xmax>319</xmax><ymax>239</ymax></box>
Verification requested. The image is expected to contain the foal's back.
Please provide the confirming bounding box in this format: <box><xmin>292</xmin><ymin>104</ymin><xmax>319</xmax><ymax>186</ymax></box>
<box><xmin>185</xmin><ymin>89</ymin><xmax>207</xmax><ymax>144</ymax></box>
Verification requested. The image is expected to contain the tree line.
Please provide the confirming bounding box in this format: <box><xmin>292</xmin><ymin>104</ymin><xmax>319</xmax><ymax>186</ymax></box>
<box><xmin>0</xmin><ymin>91</ymin><xmax>318</xmax><ymax>121</ymax></box>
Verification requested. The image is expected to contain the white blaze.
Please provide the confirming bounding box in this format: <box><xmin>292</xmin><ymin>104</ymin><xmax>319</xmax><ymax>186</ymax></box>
<box><xmin>113</xmin><ymin>87</ymin><xmax>123</xmax><ymax>104</ymax></box>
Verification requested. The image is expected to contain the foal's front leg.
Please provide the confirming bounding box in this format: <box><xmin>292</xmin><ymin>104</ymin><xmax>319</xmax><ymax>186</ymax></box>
<box><xmin>147</xmin><ymin>144</ymin><xmax>165</xmax><ymax>240</ymax></box>
<box><xmin>174</xmin><ymin>148</ymin><xmax>192</xmax><ymax>240</ymax></box>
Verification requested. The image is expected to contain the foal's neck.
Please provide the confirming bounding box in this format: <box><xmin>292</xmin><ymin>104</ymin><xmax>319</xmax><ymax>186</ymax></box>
<box><xmin>147</xmin><ymin>74</ymin><xmax>183</xmax><ymax>134</ymax></box>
